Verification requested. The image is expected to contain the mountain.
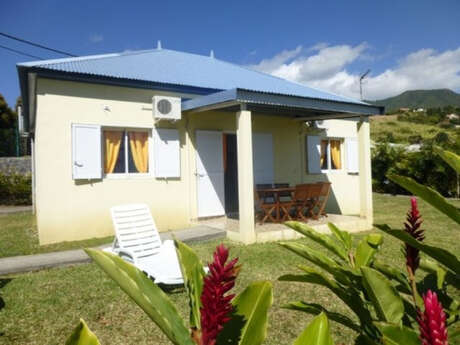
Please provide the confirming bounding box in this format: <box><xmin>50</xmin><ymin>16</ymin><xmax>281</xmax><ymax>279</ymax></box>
<box><xmin>368</xmin><ymin>89</ymin><xmax>460</xmax><ymax>112</ymax></box>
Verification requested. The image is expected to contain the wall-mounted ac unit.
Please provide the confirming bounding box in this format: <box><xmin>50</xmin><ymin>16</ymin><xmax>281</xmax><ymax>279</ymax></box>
<box><xmin>314</xmin><ymin>120</ymin><xmax>329</xmax><ymax>129</ymax></box>
<box><xmin>152</xmin><ymin>96</ymin><xmax>181</xmax><ymax>122</ymax></box>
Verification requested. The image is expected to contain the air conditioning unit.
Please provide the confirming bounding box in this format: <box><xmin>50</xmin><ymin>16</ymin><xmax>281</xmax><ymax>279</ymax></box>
<box><xmin>152</xmin><ymin>96</ymin><xmax>181</xmax><ymax>122</ymax></box>
<box><xmin>314</xmin><ymin>120</ymin><xmax>329</xmax><ymax>129</ymax></box>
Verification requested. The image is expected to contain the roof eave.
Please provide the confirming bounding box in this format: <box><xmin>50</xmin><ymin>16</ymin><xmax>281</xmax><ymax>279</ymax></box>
<box><xmin>182</xmin><ymin>88</ymin><xmax>384</xmax><ymax>116</ymax></box>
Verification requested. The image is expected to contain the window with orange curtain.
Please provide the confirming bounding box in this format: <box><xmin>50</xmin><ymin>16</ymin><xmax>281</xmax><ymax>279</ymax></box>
<box><xmin>104</xmin><ymin>130</ymin><xmax>149</xmax><ymax>175</ymax></box>
<box><xmin>128</xmin><ymin>132</ymin><xmax>149</xmax><ymax>173</ymax></box>
<box><xmin>319</xmin><ymin>138</ymin><xmax>342</xmax><ymax>171</ymax></box>
<box><xmin>320</xmin><ymin>140</ymin><xmax>328</xmax><ymax>170</ymax></box>
<box><xmin>330</xmin><ymin>139</ymin><xmax>342</xmax><ymax>170</ymax></box>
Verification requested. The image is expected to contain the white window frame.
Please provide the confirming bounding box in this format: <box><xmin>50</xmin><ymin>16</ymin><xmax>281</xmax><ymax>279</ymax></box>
<box><xmin>320</xmin><ymin>137</ymin><xmax>344</xmax><ymax>173</ymax></box>
<box><xmin>104</xmin><ymin>127</ymin><xmax>153</xmax><ymax>179</ymax></box>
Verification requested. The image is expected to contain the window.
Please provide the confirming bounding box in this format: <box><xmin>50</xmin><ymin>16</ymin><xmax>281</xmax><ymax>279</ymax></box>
<box><xmin>320</xmin><ymin>139</ymin><xmax>342</xmax><ymax>170</ymax></box>
<box><xmin>103</xmin><ymin>130</ymin><xmax>149</xmax><ymax>175</ymax></box>
<box><xmin>320</xmin><ymin>139</ymin><xmax>342</xmax><ymax>171</ymax></box>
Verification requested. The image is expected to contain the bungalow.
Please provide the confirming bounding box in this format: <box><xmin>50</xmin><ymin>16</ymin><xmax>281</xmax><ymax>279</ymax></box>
<box><xmin>17</xmin><ymin>46</ymin><xmax>383</xmax><ymax>245</ymax></box>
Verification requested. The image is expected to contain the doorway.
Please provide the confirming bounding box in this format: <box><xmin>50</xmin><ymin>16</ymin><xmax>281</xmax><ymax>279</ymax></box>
<box><xmin>223</xmin><ymin>134</ymin><xmax>239</xmax><ymax>215</ymax></box>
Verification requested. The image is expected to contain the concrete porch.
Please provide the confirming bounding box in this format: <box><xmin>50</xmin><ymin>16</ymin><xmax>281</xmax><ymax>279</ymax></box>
<box><xmin>193</xmin><ymin>214</ymin><xmax>372</xmax><ymax>243</ymax></box>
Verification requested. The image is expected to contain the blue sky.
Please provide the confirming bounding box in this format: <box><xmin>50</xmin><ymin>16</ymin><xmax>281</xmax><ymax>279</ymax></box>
<box><xmin>1</xmin><ymin>0</ymin><xmax>460</xmax><ymax>107</ymax></box>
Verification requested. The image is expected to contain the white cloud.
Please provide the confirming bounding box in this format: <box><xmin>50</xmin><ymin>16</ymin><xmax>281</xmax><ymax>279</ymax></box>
<box><xmin>250</xmin><ymin>44</ymin><xmax>460</xmax><ymax>100</ymax></box>
<box><xmin>89</xmin><ymin>34</ymin><xmax>104</xmax><ymax>43</ymax></box>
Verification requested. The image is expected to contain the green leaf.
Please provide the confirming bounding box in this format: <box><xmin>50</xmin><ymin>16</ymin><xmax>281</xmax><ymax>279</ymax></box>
<box><xmin>375</xmin><ymin>323</ymin><xmax>420</xmax><ymax>345</ymax></box>
<box><xmin>174</xmin><ymin>239</ymin><xmax>206</xmax><ymax>330</ymax></box>
<box><xmin>65</xmin><ymin>319</ymin><xmax>101</xmax><ymax>345</ymax></box>
<box><xmin>387</xmin><ymin>174</ymin><xmax>460</xmax><ymax>225</ymax></box>
<box><xmin>328</xmin><ymin>223</ymin><xmax>352</xmax><ymax>252</ymax></box>
<box><xmin>361</xmin><ymin>267</ymin><xmax>405</xmax><ymax>323</ymax></box>
<box><xmin>284</xmin><ymin>221</ymin><xmax>348</xmax><ymax>261</ymax></box>
<box><xmin>85</xmin><ymin>249</ymin><xmax>193</xmax><ymax>345</ymax></box>
<box><xmin>376</xmin><ymin>225</ymin><xmax>460</xmax><ymax>275</ymax></box>
<box><xmin>372</xmin><ymin>259</ymin><xmax>411</xmax><ymax>293</ymax></box>
<box><xmin>419</xmin><ymin>258</ymin><xmax>447</xmax><ymax>289</ymax></box>
<box><xmin>434</xmin><ymin>146</ymin><xmax>460</xmax><ymax>174</ymax></box>
<box><xmin>283</xmin><ymin>301</ymin><xmax>361</xmax><ymax>333</ymax></box>
<box><xmin>280</xmin><ymin>266</ymin><xmax>374</xmax><ymax>330</ymax></box>
<box><xmin>279</xmin><ymin>242</ymin><xmax>357</xmax><ymax>286</ymax></box>
<box><xmin>355</xmin><ymin>234</ymin><xmax>383</xmax><ymax>268</ymax></box>
<box><xmin>293</xmin><ymin>313</ymin><xmax>333</xmax><ymax>345</ymax></box>
<box><xmin>230</xmin><ymin>281</ymin><xmax>273</xmax><ymax>345</ymax></box>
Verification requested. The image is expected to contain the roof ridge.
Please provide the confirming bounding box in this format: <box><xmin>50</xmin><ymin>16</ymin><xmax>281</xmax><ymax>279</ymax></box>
<box><xmin>17</xmin><ymin>47</ymin><xmax>164</xmax><ymax>67</ymax></box>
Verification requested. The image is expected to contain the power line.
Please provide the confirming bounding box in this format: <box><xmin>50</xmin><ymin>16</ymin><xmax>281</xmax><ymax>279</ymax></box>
<box><xmin>0</xmin><ymin>32</ymin><xmax>76</xmax><ymax>57</ymax></box>
<box><xmin>0</xmin><ymin>44</ymin><xmax>44</xmax><ymax>60</ymax></box>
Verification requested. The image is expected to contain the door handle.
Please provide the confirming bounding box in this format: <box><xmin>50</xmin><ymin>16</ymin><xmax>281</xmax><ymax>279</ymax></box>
<box><xmin>74</xmin><ymin>161</ymin><xmax>83</xmax><ymax>167</ymax></box>
<box><xmin>195</xmin><ymin>172</ymin><xmax>205</xmax><ymax>177</ymax></box>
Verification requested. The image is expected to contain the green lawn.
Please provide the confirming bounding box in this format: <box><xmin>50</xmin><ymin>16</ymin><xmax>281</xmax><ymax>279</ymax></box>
<box><xmin>0</xmin><ymin>212</ymin><xmax>113</xmax><ymax>258</ymax></box>
<box><xmin>0</xmin><ymin>193</ymin><xmax>458</xmax><ymax>345</ymax></box>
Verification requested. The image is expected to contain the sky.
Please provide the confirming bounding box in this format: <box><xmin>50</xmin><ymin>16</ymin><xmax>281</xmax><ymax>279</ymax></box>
<box><xmin>1</xmin><ymin>0</ymin><xmax>460</xmax><ymax>108</ymax></box>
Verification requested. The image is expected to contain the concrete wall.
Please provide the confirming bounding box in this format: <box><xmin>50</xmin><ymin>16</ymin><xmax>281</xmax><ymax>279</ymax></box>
<box><xmin>34</xmin><ymin>77</ymin><xmax>366</xmax><ymax>244</ymax></box>
<box><xmin>0</xmin><ymin>157</ymin><xmax>31</xmax><ymax>175</ymax></box>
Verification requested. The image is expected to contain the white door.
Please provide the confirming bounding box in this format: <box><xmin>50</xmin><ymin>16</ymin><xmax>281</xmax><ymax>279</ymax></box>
<box><xmin>253</xmin><ymin>133</ymin><xmax>274</xmax><ymax>184</ymax></box>
<box><xmin>196</xmin><ymin>130</ymin><xmax>225</xmax><ymax>217</ymax></box>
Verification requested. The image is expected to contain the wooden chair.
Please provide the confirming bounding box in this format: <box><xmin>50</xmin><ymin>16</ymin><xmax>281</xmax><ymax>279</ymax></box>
<box><xmin>289</xmin><ymin>183</ymin><xmax>313</xmax><ymax>221</ymax></box>
<box><xmin>254</xmin><ymin>190</ymin><xmax>276</xmax><ymax>224</ymax></box>
<box><xmin>317</xmin><ymin>182</ymin><xmax>331</xmax><ymax>218</ymax></box>
<box><xmin>273</xmin><ymin>183</ymin><xmax>292</xmax><ymax>201</ymax></box>
<box><xmin>256</xmin><ymin>183</ymin><xmax>274</xmax><ymax>203</ymax></box>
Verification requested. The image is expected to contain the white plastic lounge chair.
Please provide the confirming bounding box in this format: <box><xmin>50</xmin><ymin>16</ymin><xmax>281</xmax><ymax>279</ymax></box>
<box><xmin>109</xmin><ymin>203</ymin><xmax>184</xmax><ymax>285</ymax></box>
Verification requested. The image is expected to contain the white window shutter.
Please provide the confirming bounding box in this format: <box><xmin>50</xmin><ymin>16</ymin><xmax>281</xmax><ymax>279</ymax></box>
<box><xmin>154</xmin><ymin>128</ymin><xmax>181</xmax><ymax>178</ymax></box>
<box><xmin>306</xmin><ymin>136</ymin><xmax>321</xmax><ymax>174</ymax></box>
<box><xmin>346</xmin><ymin>138</ymin><xmax>359</xmax><ymax>173</ymax></box>
<box><xmin>72</xmin><ymin>124</ymin><xmax>102</xmax><ymax>179</ymax></box>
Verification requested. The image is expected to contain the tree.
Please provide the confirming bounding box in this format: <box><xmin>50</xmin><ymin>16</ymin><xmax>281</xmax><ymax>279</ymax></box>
<box><xmin>0</xmin><ymin>93</ymin><xmax>17</xmax><ymax>129</ymax></box>
<box><xmin>0</xmin><ymin>93</ymin><xmax>18</xmax><ymax>156</ymax></box>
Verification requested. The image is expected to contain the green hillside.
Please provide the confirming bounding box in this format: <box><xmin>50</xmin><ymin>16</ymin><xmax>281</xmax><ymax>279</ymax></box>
<box><xmin>368</xmin><ymin>89</ymin><xmax>460</xmax><ymax>112</ymax></box>
<box><xmin>370</xmin><ymin>115</ymin><xmax>459</xmax><ymax>144</ymax></box>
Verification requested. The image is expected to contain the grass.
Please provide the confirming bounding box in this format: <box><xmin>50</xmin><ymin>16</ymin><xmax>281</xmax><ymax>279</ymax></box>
<box><xmin>370</xmin><ymin>115</ymin><xmax>458</xmax><ymax>144</ymax></box>
<box><xmin>0</xmin><ymin>193</ymin><xmax>459</xmax><ymax>345</ymax></box>
<box><xmin>0</xmin><ymin>212</ymin><xmax>113</xmax><ymax>258</ymax></box>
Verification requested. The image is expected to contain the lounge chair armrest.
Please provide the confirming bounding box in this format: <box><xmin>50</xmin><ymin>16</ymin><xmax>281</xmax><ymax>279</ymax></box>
<box><xmin>118</xmin><ymin>249</ymin><xmax>137</xmax><ymax>265</ymax></box>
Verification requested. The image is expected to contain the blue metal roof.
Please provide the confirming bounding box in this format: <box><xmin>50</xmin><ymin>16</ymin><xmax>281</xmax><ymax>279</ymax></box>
<box><xmin>18</xmin><ymin>48</ymin><xmax>367</xmax><ymax>106</ymax></box>
<box><xmin>182</xmin><ymin>88</ymin><xmax>383</xmax><ymax>116</ymax></box>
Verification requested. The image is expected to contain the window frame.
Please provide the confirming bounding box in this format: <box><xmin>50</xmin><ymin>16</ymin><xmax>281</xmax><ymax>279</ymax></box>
<box><xmin>103</xmin><ymin>127</ymin><xmax>153</xmax><ymax>179</ymax></box>
<box><xmin>320</xmin><ymin>137</ymin><xmax>344</xmax><ymax>173</ymax></box>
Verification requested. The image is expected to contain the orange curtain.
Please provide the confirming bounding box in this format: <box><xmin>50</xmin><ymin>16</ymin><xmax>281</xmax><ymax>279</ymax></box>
<box><xmin>330</xmin><ymin>140</ymin><xmax>342</xmax><ymax>169</ymax></box>
<box><xmin>128</xmin><ymin>132</ymin><xmax>149</xmax><ymax>173</ymax></box>
<box><xmin>320</xmin><ymin>140</ymin><xmax>328</xmax><ymax>169</ymax></box>
<box><xmin>104</xmin><ymin>131</ymin><xmax>122</xmax><ymax>173</ymax></box>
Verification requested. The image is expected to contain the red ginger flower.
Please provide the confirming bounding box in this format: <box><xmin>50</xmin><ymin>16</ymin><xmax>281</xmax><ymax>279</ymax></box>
<box><xmin>418</xmin><ymin>290</ymin><xmax>449</xmax><ymax>345</ymax></box>
<box><xmin>199</xmin><ymin>244</ymin><xmax>240</xmax><ymax>345</ymax></box>
<box><xmin>404</xmin><ymin>197</ymin><xmax>424</xmax><ymax>273</ymax></box>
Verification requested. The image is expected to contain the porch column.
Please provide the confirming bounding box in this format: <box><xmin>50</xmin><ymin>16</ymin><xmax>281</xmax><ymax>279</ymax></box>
<box><xmin>357</xmin><ymin>117</ymin><xmax>373</xmax><ymax>225</ymax></box>
<box><xmin>236</xmin><ymin>108</ymin><xmax>256</xmax><ymax>244</ymax></box>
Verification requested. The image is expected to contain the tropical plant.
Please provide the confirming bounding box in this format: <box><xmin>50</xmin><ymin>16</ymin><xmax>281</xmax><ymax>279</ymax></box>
<box><xmin>278</xmin><ymin>222</ymin><xmax>385</xmax><ymax>342</ymax></box>
<box><xmin>66</xmin><ymin>241</ymin><xmax>343</xmax><ymax>345</ymax></box>
<box><xmin>279</xmin><ymin>147</ymin><xmax>460</xmax><ymax>345</ymax></box>
<box><xmin>65</xmin><ymin>241</ymin><xmax>274</xmax><ymax>345</ymax></box>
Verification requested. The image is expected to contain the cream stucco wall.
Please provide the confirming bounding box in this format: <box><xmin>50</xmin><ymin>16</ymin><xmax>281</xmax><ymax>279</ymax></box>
<box><xmin>34</xmin><ymin>78</ymin><xmax>367</xmax><ymax>244</ymax></box>
<box><xmin>35</xmin><ymin>78</ymin><xmax>196</xmax><ymax>244</ymax></box>
<box><xmin>302</xmin><ymin>119</ymin><xmax>362</xmax><ymax>215</ymax></box>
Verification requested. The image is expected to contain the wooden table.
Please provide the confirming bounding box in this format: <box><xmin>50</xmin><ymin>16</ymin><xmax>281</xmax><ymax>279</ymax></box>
<box><xmin>256</xmin><ymin>187</ymin><xmax>295</xmax><ymax>222</ymax></box>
